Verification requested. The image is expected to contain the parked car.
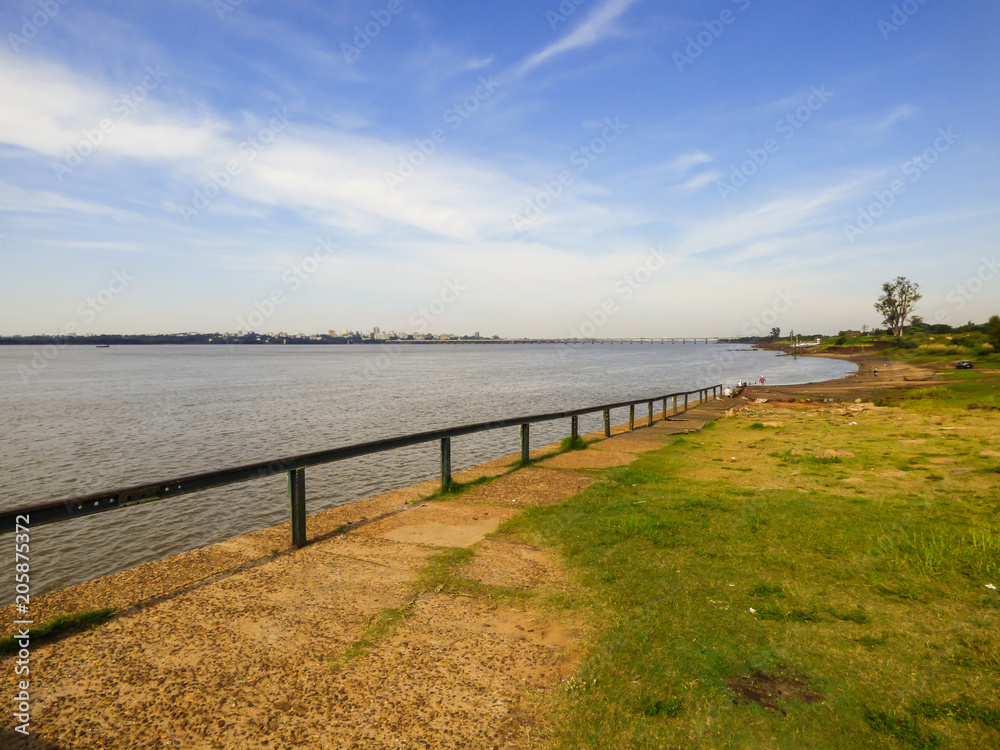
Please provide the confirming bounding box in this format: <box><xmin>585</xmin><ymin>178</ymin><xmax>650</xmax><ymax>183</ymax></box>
<box><xmin>956</xmin><ymin>360</ymin><xmax>974</xmax><ymax>369</ymax></box>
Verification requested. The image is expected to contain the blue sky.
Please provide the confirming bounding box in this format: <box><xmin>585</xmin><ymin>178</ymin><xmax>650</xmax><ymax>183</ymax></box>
<box><xmin>1</xmin><ymin>0</ymin><xmax>998</xmax><ymax>337</ymax></box>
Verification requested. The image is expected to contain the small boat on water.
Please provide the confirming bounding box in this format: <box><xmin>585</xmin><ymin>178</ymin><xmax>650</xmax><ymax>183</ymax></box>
<box><xmin>96</xmin><ymin>344</ymin><xmax>111</xmax><ymax>348</ymax></box>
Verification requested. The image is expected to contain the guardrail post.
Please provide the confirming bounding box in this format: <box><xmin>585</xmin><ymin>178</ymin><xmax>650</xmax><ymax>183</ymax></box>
<box><xmin>647</xmin><ymin>401</ymin><xmax>653</xmax><ymax>426</ymax></box>
<box><xmin>628</xmin><ymin>404</ymin><xmax>635</xmax><ymax>431</ymax></box>
<box><xmin>673</xmin><ymin>396</ymin><xmax>678</xmax><ymax>416</ymax></box>
<box><xmin>684</xmin><ymin>393</ymin><xmax>689</xmax><ymax>412</ymax></box>
<box><xmin>288</xmin><ymin>468</ymin><xmax>306</xmax><ymax>548</ymax></box>
<box><xmin>661</xmin><ymin>397</ymin><xmax>667</xmax><ymax>421</ymax></box>
<box><xmin>440</xmin><ymin>438</ymin><xmax>451</xmax><ymax>492</ymax></box>
<box><xmin>520</xmin><ymin>423</ymin><xmax>530</xmax><ymax>464</ymax></box>
<box><xmin>571</xmin><ymin>415</ymin><xmax>579</xmax><ymax>442</ymax></box>
<box><xmin>603</xmin><ymin>409</ymin><xmax>611</xmax><ymax>437</ymax></box>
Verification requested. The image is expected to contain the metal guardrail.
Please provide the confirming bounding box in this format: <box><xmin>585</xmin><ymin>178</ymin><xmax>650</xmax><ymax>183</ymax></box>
<box><xmin>0</xmin><ymin>385</ymin><xmax>723</xmax><ymax>545</ymax></box>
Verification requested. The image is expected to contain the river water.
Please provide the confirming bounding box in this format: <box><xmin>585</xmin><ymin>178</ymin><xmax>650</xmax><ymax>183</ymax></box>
<box><xmin>0</xmin><ymin>343</ymin><xmax>854</xmax><ymax>601</ymax></box>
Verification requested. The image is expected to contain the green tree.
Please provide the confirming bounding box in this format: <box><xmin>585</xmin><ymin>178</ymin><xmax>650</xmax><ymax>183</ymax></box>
<box><xmin>874</xmin><ymin>277</ymin><xmax>921</xmax><ymax>339</ymax></box>
<box><xmin>769</xmin><ymin>327</ymin><xmax>780</xmax><ymax>340</ymax></box>
<box><xmin>987</xmin><ymin>315</ymin><xmax>1000</xmax><ymax>349</ymax></box>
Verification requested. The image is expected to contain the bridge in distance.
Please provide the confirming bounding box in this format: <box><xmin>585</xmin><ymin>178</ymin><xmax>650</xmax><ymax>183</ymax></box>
<box><xmin>398</xmin><ymin>337</ymin><xmax>733</xmax><ymax>345</ymax></box>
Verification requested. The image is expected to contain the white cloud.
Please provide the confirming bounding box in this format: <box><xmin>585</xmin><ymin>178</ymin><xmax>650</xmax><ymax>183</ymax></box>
<box><xmin>670</xmin><ymin>151</ymin><xmax>712</xmax><ymax>173</ymax></box>
<box><xmin>874</xmin><ymin>104</ymin><xmax>918</xmax><ymax>130</ymax></box>
<box><xmin>0</xmin><ymin>52</ymin><xmax>227</xmax><ymax>162</ymax></box>
<box><xmin>675</xmin><ymin>172</ymin><xmax>719</xmax><ymax>192</ymax></box>
<box><xmin>511</xmin><ymin>0</ymin><xmax>641</xmax><ymax>78</ymax></box>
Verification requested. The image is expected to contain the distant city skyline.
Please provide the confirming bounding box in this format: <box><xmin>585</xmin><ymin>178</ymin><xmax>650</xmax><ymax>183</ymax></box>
<box><xmin>1</xmin><ymin>2</ymin><xmax>998</xmax><ymax>338</ymax></box>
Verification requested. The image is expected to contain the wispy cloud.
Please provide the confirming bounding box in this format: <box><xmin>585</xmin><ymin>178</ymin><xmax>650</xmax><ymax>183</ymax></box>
<box><xmin>874</xmin><ymin>104</ymin><xmax>918</xmax><ymax>130</ymax></box>
<box><xmin>511</xmin><ymin>0</ymin><xmax>641</xmax><ymax>79</ymax></box>
<box><xmin>670</xmin><ymin>152</ymin><xmax>712</xmax><ymax>173</ymax></box>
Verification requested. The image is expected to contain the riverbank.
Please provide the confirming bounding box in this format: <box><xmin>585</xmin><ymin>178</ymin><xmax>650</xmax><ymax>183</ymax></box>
<box><xmin>1</xmin><ymin>399</ymin><xmax>733</xmax><ymax>749</ymax></box>
<box><xmin>9</xmin><ymin>354</ymin><xmax>992</xmax><ymax>748</ymax></box>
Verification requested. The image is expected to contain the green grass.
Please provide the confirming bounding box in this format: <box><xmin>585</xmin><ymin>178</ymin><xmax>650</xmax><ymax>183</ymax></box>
<box><xmin>329</xmin><ymin>606</ymin><xmax>411</xmax><ymax>671</ymax></box>
<box><xmin>329</xmin><ymin>545</ymin><xmax>530</xmax><ymax>671</ymax></box>
<box><xmin>501</xmin><ymin>366</ymin><xmax>1000</xmax><ymax>749</ymax></box>
<box><xmin>426</xmin><ymin>473</ymin><xmax>499</xmax><ymax>500</ymax></box>
<box><xmin>560</xmin><ymin>435</ymin><xmax>588</xmax><ymax>452</ymax></box>
<box><xmin>0</xmin><ymin>608</ymin><xmax>115</xmax><ymax>656</ymax></box>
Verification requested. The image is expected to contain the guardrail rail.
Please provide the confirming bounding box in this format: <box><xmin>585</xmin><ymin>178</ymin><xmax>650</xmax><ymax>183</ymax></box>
<box><xmin>0</xmin><ymin>385</ymin><xmax>723</xmax><ymax>546</ymax></box>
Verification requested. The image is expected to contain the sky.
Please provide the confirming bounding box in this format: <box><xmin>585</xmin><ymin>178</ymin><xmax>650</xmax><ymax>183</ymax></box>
<box><xmin>1</xmin><ymin>0</ymin><xmax>998</xmax><ymax>338</ymax></box>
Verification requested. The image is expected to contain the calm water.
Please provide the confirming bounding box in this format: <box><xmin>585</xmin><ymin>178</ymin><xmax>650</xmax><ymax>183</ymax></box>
<box><xmin>0</xmin><ymin>343</ymin><xmax>854</xmax><ymax>600</ymax></box>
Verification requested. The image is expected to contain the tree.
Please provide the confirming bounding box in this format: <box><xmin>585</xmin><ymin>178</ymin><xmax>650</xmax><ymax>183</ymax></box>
<box><xmin>769</xmin><ymin>327</ymin><xmax>780</xmax><ymax>340</ymax></box>
<box><xmin>874</xmin><ymin>277</ymin><xmax>921</xmax><ymax>339</ymax></box>
<box><xmin>987</xmin><ymin>315</ymin><xmax>1000</xmax><ymax>349</ymax></box>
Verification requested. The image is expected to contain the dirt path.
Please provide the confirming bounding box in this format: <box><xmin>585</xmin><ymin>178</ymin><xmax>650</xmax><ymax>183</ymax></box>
<box><xmin>1</xmin><ymin>399</ymin><xmax>731</xmax><ymax>749</ymax></box>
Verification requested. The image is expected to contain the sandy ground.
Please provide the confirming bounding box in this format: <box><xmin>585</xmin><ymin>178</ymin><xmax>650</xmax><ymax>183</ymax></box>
<box><xmin>0</xmin><ymin>357</ymin><xmax>929</xmax><ymax>749</ymax></box>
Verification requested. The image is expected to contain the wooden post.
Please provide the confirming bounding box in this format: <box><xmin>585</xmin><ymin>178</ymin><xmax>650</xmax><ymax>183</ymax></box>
<box><xmin>662</xmin><ymin>397</ymin><xmax>667</xmax><ymax>420</ymax></box>
<box><xmin>440</xmin><ymin>438</ymin><xmax>451</xmax><ymax>492</ymax></box>
<box><xmin>673</xmin><ymin>396</ymin><xmax>678</xmax><ymax>416</ymax></box>
<box><xmin>288</xmin><ymin>468</ymin><xmax>306</xmax><ymax>548</ymax></box>
<box><xmin>603</xmin><ymin>409</ymin><xmax>611</xmax><ymax>437</ymax></box>
<box><xmin>571</xmin><ymin>415</ymin><xmax>579</xmax><ymax>442</ymax></box>
<box><xmin>647</xmin><ymin>401</ymin><xmax>653</xmax><ymax>426</ymax></box>
<box><xmin>684</xmin><ymin>393</ymin><xmax>688</xmax><ymax>412</ymax></box>
<box><xmin>629</xmin><ymin>405</ymin><xmax>635</xmax><ymax>431</ymax></box>
<box><xmin>520</xmin><ymin>424</ymin><xmax>530</xmax><ymax>464</ymax></box>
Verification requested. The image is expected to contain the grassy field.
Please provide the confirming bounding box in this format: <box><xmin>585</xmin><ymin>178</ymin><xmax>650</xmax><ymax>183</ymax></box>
<box><xmin>503</xmin><ymin>365</ymin><xmax>1000</xmax><ymax>749</ymax></box>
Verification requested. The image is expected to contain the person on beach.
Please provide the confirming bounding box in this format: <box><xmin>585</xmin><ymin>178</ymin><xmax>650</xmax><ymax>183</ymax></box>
<box><xmin>759</xmin><ymin>375</ymin><xmax>765</xmax><ymax>385</ymax></box>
